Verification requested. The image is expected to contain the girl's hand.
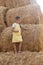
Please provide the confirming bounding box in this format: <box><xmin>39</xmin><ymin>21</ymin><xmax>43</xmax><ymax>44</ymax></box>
<box><xmin>21</xmin><ymin>27</ymin><xmax>28</xmax><ymax>30</ymax></box>
<box><xmin>20</xmin><ymin>24</ymin><xmax>28</xmax><ymax>30</ymax></box>
<box><xmin>13</xmin><ymin>30</ymin><xmax>19</xmax><ymax>32</ymax></box>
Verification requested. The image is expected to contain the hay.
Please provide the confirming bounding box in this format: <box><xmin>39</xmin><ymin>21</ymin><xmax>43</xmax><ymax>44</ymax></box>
<box><xmin>0</xmin><ymin>0</ymin><xmax>5</xmax><ymax>6</ymax></box>
<box><xmin>0</xmin><ymin>25</ymin><xmax>4</xmax><ymax>33</ymax></box>
<box><xmin>5</xmin><ymin>0</ymin><xmax>37</xmax><ymax>9</ymax></box>
<box><xmin>0</xmin><ymin>0</ymin><xmax>37</xmax><ymax>8</ymax></box>
<box><xmin>0</xmin><ymin>24</ymin><xmax>41</xmax><ymax>52</ymax></box>
<box><xmin>38</xmin><ymin>25</ymin><xmax>43</xmax><ymax>51</ymax></box>
<box><xmin>5</xmin><ymin>0</ymin><xmax>30</xmax><ymax>9</ymax></box>
<box><xmin>41</xmin><ymin>14</ymin><xmax>43</xmax><ymax>24</ymax></box>
<box><xmin>0</xmin><ymin>27</ymin><xmax>12</xmax><ymax>51</ymax></box>
<box><xmin>0</xmin><ymin>6</ymin><xmax>8</xmax><ymax>28</ymax></box>
<box><xmin>6</xmin><ymin>5</ymin><xmax>41</xmax><ymax>26</ymax></box>
<box><xmin>0</xmin><ymin>51</ymin><xmax>43</xmax><ymax>65</ymax></box>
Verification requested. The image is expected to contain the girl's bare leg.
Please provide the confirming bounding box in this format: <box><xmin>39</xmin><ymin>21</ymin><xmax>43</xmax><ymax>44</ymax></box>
<box><xmin>19</xmin><ymin>42</ymin><xmax>22</xmax><ymax>52</ymax></box>
<box><xmin>13</xmin><ymin>43</ymin><xmax>17</xmax><ymax>53</ymax></box>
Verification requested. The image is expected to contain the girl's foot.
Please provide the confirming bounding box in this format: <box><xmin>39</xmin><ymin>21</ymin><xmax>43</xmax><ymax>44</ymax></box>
<box><xmin>15</xmin><ymin>52</ymin><xmax>17</xmax><ymax>54</ymax></box>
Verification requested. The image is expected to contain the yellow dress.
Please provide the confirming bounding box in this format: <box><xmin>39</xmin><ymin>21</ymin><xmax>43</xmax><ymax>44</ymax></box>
<box><xmin>12</xmin><ymin>23</ymin><xmax>23</xmax><ymax>43</ymax></box>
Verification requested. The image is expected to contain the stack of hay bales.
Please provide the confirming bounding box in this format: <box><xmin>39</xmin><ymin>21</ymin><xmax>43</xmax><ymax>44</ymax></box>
<box><xmin>0</xmin><ymin>24</ymin><xmax>41</xmax><ymax>52</ymax></box>
<box><xmin>0</xmin><ymin>6</ymin><xmax>8</xmax><ymax>38</ymax></box>
<box><xmin>0</xmin><ymin>0</ymin><xmax>42</xmax><ymax>52</ymax></box>
<box><xmin>0</xmin><ymin>0</ymin><xmax>43</xmax><ymax>64</ymax></box>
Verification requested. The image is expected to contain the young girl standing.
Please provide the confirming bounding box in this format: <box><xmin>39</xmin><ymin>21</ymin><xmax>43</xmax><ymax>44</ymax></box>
<box><xmin>12</xmin><ymin>16</ymin><xmax>23</xmax><ymax>53</ymax></box>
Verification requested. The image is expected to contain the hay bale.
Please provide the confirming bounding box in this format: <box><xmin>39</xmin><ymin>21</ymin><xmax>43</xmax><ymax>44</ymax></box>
<box><xmin>22</xmin><ymin>24</ymin><xmax>40</xmax><ymax>51</ymax></box>
<box><xmin>0</xmin><ymin>25</ymin><xmax>4</xmax><ymax>33</ymax></box>
<box><xmin>0</xmin><ymin>0</ymin><xmax>5</xmax><ymax>6</ymax></box>
<box><xmin>38</xmin><ymin>25</ymin><xmax>43</xmax><ymax>51</ymax></box>
<box><xmin>0</xmin><ymin>27</ymin><xmax>12</xmax><ymax>51</ymax></box>
<box><xmin>0</xmin><ymin>25</ymin><xmax>4</xmax><ymax>51</ymax></box>
<box><xmin>41</xmin><ymin>14</ymin><xmax>43</xmax><ymax>24</ymax></box>
<box><xmin>0</xmin><ymin>51</ymin><xmax>43</xmax><ymax>65</ymax></box>
<box><xmin>0</xmin><ymin>24</ymin><xmax>41</xmax><ymax>52</ymax></box>
<box><xmin>0</xmin><ymin>6</ymin><xmax>8</xmax><ymax>28</ymax></box>
<box><xmin>0</xmin><ymin>0</ymin><xmax>37</xmax><ymax>8</ymax></box>
<box><xmin>5</xmin><ymin>0</ymin><xmax>37</xmax><ymax>9</ymax></box>
<box><xmin>5</xmin><ymin>0</ymin><xmax>30</xmax><ymax>9</ymax></box>
<box><xmin>6</xmin><ymin>5</ymin><xmax>41</xmax><ymax>26</ymax></box>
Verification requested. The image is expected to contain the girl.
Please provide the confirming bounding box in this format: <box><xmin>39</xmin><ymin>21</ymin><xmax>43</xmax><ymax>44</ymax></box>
<box><xmin>12</xmin><ymin>16</ymin><xmax>23</xmax><ymax>53</ymax></box>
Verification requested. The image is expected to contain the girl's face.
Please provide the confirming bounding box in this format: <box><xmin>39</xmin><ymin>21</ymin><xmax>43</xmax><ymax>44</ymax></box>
<box><xmin>16</xmin><ymin>19</ymin><xmax>21</xmax><ymax>23</ymax></box>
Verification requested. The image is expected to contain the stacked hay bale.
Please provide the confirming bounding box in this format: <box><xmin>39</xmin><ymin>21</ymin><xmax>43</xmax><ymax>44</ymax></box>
<box><xmin>0</xmin><ymin>0</ymin><xmax>5</xmax><ymax>6</ymax></box>
<box><xmin>41</xmin><ymin>14</ymin><xmax>43</xmax><ymax>24</ymax></box>
<box><xmin>0</xmin><ymin>25</ymin><xmax>4</xmax><ymax>33</ymax></box>
<box><xmin>0</xmin><ymin>27</ymin><xmax>12</xmax><ymax>51</ymax></box>
<box><xmin>0</xmin><ymin>6</ymin><xmax>8</xmax><ymax>27</ymax></box>
<box><xmin>38</xmin><ymin>25</ymin><xmax>43</xmax><ymax>51</ymax></box>
<box><xmin>0</xmin><ymin>6</ymin><xmax>8</xmax><ymax>44</ymax></box>
<box><xmin>0</xmin><ymin>0</ymin><xmax>30</xmax><ymax>7</ymax></box>
<box><xmin>5</xmin><ymin>0</ymin><xmax>31</xmax><ymax>9</ymax></box>
<box><xmin>0</xmin><ymin>6</ymin><xmax>7</xmax><ymax>51</ymax></box>
<box><xmin>0</xmin><ymin>0</ymin><xmax>37</xmax><ymax>8</ymax></box>
<box><xmin>6</xmin><ymin>4</ymin><xmax>41</xmax><ymax>26</ymax></box>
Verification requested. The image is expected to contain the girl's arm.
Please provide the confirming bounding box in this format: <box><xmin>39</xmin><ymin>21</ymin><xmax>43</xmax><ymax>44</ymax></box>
<box><xmin>20</xmin><ymin>24</ymin><xmax>28</xmax><ymax>30</ymax></box>
<box><xmin>13</xmin><ymin>29</ymin><xmax>19</xmax><ymax>32</ymax></box>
